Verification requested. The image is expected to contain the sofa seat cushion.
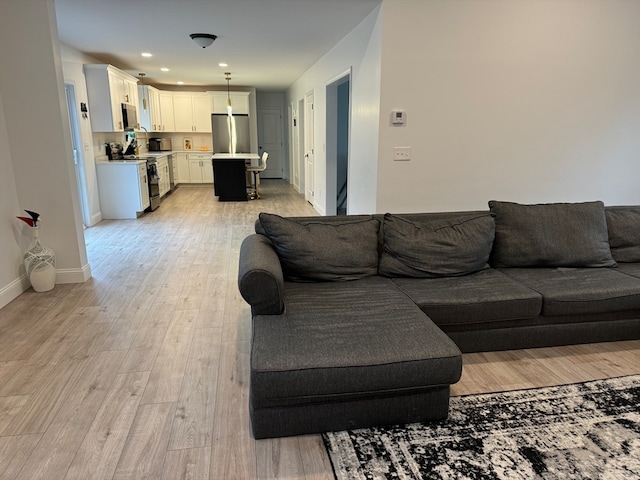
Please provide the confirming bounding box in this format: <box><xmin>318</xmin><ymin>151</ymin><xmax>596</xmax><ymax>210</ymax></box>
<box><xmin>251</xmin><ymin>277</ymin><xmax>462</xmax><ymax>408</ymax></box>
<box><xmin>500</xmin><ymin>267</ymin><xmax>640</xmax><ymax>316</ymax></box>
<box><xmin>391</xmin><ymin>269</ymin><xmax>542</xmax><ymax>327</ymax></box>
<box><xmin>616</xmin><ymin>263</ymin><xmax>640</xmax><ymax>280</ymax></box>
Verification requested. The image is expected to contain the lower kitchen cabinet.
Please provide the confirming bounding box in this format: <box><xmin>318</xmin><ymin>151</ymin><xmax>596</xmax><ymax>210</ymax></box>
<box><xmin>173</xmin><ymin>152</ymin><xmax>213</xmax><ymax>184</ymax></box>
<box><xmin>176</xmin><ymin>153</ymin><xmax>190</xmax><ymax>183</ymax></box>
<box><xmin>97</xmin><ymin>161</ymin><xmax>149</xmax><ymax>219</ymax></box>
<box><xmin>188</xmin><ymin>153</ymin><xmax>214</xmax><ymax>183</ymax></box>
<box><xmin>157</xmin><ymin>156</ymin><xmax>171</xmax><ymax>196</ymax></box>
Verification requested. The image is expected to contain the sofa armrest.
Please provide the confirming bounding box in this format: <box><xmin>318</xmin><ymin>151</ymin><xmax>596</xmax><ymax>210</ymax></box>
<box><xmin>238</xmin><ymin>234</ymin><xmax>285</xmax><ymax>315</ymax></box>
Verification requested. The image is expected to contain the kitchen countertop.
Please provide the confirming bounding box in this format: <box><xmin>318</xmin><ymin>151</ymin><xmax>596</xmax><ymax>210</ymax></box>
<box><xmin>98</xmin><ymin>159</ymin><xmax>147</xmax><ymax>165</ymax></box>
<box><xmin>213</xmin><ymin>153</ymin><xmax>260</xmax><ymax>160</ymax></box>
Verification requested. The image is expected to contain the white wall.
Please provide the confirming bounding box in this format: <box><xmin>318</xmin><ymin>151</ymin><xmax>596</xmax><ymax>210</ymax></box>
<box><xmin>0</xmin><ymin>95</ymin><xmax>30</xmax><ymax>306</ymax></box>
<box><xmin>376</xmin><ymin>0</ymin><xmax>640</xmax><ymax>212</ymax></box>
<box><xmin>0</xmin><ymin>0</ymin><xmax>90</xmax><ymax>308</ymax></box>
<box><xmin>287</xmin><ymin>5</ymin><xmax>383</xmax><ymax>214</ymax></box>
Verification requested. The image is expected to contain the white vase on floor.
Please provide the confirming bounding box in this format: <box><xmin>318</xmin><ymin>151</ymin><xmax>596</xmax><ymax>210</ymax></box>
<box><xmin>23</xmin><ymin>226</ymin><xmax>56</xmax><ymax>292</ymax></box>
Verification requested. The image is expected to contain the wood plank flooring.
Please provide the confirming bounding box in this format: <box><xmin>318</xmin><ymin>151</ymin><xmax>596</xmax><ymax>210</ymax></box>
<box><xmin>1</xmin><ymin>180</ymin><xmax>638</xmax><ymax>479</ymax></box>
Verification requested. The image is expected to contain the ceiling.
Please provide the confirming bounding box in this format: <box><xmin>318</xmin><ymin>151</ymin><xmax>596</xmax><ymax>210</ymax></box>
<box><xmin>54</xmin><ymin>0</ymin><xmax>382</xmax><ymax>91</ymax></box>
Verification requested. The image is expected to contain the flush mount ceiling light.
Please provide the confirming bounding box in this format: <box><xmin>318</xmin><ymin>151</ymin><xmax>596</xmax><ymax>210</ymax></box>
<box><xmin>190</xmin><ymin>33</ymin><xmax>217</xmax><ymax>48</ymax></box>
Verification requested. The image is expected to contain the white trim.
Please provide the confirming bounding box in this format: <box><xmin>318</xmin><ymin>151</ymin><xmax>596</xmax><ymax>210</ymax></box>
<box><xmin>325</xmin><ymin>68</ymin><xmax>352</xmax><ymax>87</ymax></box>
<box><xmin>56</xmin><ymin>263</ymin><xmax>92</xmax><ymax>284</ymax></box>
<box><xmin>0</xmin><ymin>275</ymin><xmax>30</xmax><ymax>309</ymax></box>
<box><xmin>90</xmin><ymin>212</ymin><xmax>102</xmax><ymax>226</ymax></box>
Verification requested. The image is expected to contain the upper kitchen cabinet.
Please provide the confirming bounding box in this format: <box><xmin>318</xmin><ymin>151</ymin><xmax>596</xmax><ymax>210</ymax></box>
<box><xmin>84</xmin><ymin>64</ymin><xmax>139</xmax><ymax>132</ymax></box>
<box><xmin>138</xmin><ymin>85</ymin><xmax>160</xmax><ymax>132</ymax></box>
<box><xmin>158</xmin><ymin>92</ymin><xmax>176</xmax><ymax>132</ymax></box>
<box><xmin>210</xmin><ymin>91</ymin><xmax>250</xmax><ymax>115</ymax></box>
<box><xmin>138</xmin><ymin>86</ymin><xmax>175</xmax><ymax>132</ymax></box>
<box><xmin>173</xmin><ymin>92</ymin><xmax>211</xmax><ymax>133</ymax></box>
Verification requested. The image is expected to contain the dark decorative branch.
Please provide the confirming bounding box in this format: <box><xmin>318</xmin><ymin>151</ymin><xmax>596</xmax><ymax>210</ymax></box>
<box><xmin>17</xmin><ymin>209</ymin><xmax>40</xmax><ymax>227</ymax></box>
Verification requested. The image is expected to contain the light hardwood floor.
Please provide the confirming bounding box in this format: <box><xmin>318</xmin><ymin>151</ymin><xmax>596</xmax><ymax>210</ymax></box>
<box><xmin>1</xmin><ymin>180</ymin><xmax>638</xmax><ymax>480</ymax></box>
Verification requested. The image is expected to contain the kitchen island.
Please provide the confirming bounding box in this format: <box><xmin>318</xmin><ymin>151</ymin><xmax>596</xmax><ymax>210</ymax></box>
<box><xmin>212</xmin><ymin>153</ymin><xmax>260</xmax><ymax>201</ymax></box>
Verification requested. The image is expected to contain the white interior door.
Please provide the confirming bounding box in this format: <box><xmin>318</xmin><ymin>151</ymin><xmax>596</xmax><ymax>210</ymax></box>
<box><xmin>257</xmin><ymin>107</ymin><xmax>283</xmax><ymax>178</ymax></box>
<box><xmin>291</xmin><ymin>104</ymin><xmax>300</xmax><ymax>191</ymax></box>
<box><xmin>304</xmin><ymin>92</ymin><xmax>314</xmax><ymax>203</ymax></box>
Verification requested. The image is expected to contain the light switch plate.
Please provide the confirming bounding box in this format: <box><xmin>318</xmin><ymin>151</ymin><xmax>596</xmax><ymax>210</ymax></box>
<box><xmin>394</xmin><ymin>146</ymin><xmax>411</xmax><ymax>161</ymax></box>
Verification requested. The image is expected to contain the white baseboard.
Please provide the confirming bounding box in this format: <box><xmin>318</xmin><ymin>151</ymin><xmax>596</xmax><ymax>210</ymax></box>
<box><xmin>56</xmin><ymin>263</ymin><xmax>92</xmax><ymax>284</ymax></box>
<box><xmin>0</xmin><ymin>275</ymin><xmax>29</xmax><ymax>309</ymax></box>
<box><xmin>0</xmin><ymin>263</ymin><xmax>92</xmax><ymax>309</ymax></box>
<box><xmin>88</xmin><ymin>211</ymin><xmax>102</xmax><ymax>227</ymax></box>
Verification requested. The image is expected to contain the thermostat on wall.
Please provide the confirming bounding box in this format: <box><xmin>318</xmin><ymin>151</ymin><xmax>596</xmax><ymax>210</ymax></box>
<box><xmin>391</xmin><ymin>109</ymin><xmax>406</xmax><ymax>126</ymax></box>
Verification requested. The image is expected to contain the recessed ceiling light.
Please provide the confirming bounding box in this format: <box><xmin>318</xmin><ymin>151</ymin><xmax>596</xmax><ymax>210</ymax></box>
<box><xmin>177</xmin><ymin>81</ymin><xmax>185</xmax><ymax>85</ymax></box>
<box><xmin>219</xmin><ymin>63</ymin><xmax>228</xmax><ymax>67</ymax></box>
<box><xmin>161</xmin><ymin>67</ymin><xmax>170</xmax><ymax>72</ymax></box>
<box><xmin>141</xmin><ymin>52</ymin><xmax>152</xmax><ymax>57</ymax></box>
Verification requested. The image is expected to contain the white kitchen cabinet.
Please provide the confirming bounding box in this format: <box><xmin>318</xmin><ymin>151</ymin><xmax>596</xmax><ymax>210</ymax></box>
<box><xmin>188</xmin><ymin>153</ymin><xmax>214</xmax><ymax>183</ymax></box>
<box><xmin>138</xmin><ymin>85</ymin><xmax>159</xmax><ymax>131</ymax></box>
<box><xmin>175</xmin><ymin>152</ymin><xmax>190</xmax><ymax>183</ymax></box>
<box><xmin>157</xmin><ymin>156</ymin><xmax>171</xmax><ymax>196</ymax></box>
<box><xmin>169</xmin><ymin>153</ymin><xmax>178</xmax><ymax>187</ymax></box>
<box><xmin>173</xmin><ymin>92</ymin><xmax>211</xmax><ymax>132</ymax></box>
<box><xmin>96</xmin><ymin>161</ymin><xmax>149</xmax><ymax>219</ymax></box>
<box><xmin>139</xmin><ymin>86</ymin><xmax>175</xmax><ymax>132</ymax></box>
<box><xmin>138</xmin><ymin>163</ymin><xmax>150</xmax><ymax>210</ymax></box>
<box><xmin>210</xmin><ymin>91</ymin><xmax>250</xmax><ymax>115</ymax></box>
<box><xmin>85</xmin><ymin>64</ymin><xmax>139</xmax><ymax>132</ymax></box>
<box><xmin>158</xmin><ymin>92</ymin><xmax>175</xmax><ymax>132</ymax></box>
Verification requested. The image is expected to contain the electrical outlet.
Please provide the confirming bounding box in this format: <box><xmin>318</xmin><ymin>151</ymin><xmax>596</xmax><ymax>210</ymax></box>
<box><xmin>394</xmin><ymin>146</ymin><xmax>411</xmax><ymax>161</ymax></box>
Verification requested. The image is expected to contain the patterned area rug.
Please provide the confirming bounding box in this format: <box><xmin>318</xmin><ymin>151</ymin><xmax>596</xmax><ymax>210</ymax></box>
<box><xmin>323</xmin><ymin>375</ymin><xmax>640</xmax><ymax>479</ymax></box>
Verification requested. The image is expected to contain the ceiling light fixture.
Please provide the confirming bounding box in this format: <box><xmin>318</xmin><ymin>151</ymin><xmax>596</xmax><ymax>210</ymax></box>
<box><xmin>225</xmin><ymin>72</ymin><xmax>232</xmax><ymax>116</ymax></box>
<box><xmin>219</xmin><ymin>63</ymin><xmax>228</xmax><ymax>67</ymax></box>
<box><xmin>141</xmin><ymin>52</ymin><xmax>152</xmax><ymax>57</ymax></box>
<box><xmin>161</xmin><ymin>67</ymin><xmax>170</xmax><ymax>72</ymax></box>
<box><xmin>177</xmin><ymin>81</ymin><xmax>185</xmax><ymax>85</ymax></box>
<box><xmin>190</xmin><ymin>33</ymin><xmax>217</xmax><ymax>48</ymax></box>
<box><xmin>139</xmin><ymin>73</ymin><xmax>147</xmax><ymax>110</ymax></box>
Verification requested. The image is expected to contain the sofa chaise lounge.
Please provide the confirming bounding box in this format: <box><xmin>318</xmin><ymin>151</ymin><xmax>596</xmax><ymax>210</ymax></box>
<box><xmin>238</xmin><ymin>200</ymin><xmax>640</xmax><ymax>439</ymax></box>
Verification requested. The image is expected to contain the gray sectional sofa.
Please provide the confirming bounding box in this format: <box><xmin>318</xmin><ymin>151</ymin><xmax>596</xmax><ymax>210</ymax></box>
<box><xmin>238</xmin><ymin>200</ymin><xmax>640</xmax><ymax>439</ymax></box>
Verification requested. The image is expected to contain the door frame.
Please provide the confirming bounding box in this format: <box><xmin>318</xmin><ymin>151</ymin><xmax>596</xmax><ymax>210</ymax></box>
<box><xmin>325</xmin><ymin>68</ymin><xmax>351</xmax><ymax>216</ymax></box>
<box><xmin>304</xmin><ymin>91</ymin><xmax>315</xmax><ymax>204</ymax></box>
<box><xmin>65</xmin><ymin>82</ymin><xmax>90</xmax><ymax>227</ymax></box>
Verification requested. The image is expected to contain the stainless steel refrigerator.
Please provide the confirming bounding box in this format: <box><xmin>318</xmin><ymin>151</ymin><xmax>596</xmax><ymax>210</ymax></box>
<box><xmin>211</xmin><ymin>113</ymin><xmax>251</xmax><ymax>154</ymax></box>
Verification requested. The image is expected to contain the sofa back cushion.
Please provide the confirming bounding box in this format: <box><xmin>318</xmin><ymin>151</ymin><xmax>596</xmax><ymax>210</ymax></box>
<box><xmin>258</xmin><ymin>212</ymin><xmax>380</xmax><ymax>281</ymax></box>
<box><xmin>379</xmin><ymin>213</ymin><xmax>495</xmax><ymax>277</ymax></box>
<box><xmin>605</xmin><ymin>206</ymin><xmax>640</xmax><ymax>263</ymax></box>
<box><xmin>489</xmin><ymin>200</ymin><xmax>616</xmax><ymax>268</ymax></box>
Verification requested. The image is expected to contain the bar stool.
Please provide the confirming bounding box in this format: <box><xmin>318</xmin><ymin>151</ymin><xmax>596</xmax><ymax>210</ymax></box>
<box><xmin>247</xmin><ymin>152</ymin><xmax>268</xmax><ymax>199</ymax></box>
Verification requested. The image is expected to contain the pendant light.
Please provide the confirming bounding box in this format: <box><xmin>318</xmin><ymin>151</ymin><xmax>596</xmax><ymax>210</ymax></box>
<box><xmin>225</xmin><ymin>72</ymin><xmax>233</xmax><ymax>116</ymax></box>
<box><xmin>139</xmin><ymin>73</ymin><xmax>147</xmax><ymax>110</ymax></box>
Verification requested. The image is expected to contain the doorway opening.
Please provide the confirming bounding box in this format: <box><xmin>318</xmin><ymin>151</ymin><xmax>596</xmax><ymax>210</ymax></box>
<box><xmin>326</xmin><ymin>70</ymin><xmax>351</xmax><ymax>216</ymax></box>
<box><xmin>65</xmin><ymin>83</ymin><xmax>90</xmax><ymax>227</ymax></box>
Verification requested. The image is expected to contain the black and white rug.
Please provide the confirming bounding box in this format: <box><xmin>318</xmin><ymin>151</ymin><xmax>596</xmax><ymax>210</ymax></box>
<box><xmin>323</xmin><ymin>375</ymin><xmax>640</xmax><ymax>479</ymax></box>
